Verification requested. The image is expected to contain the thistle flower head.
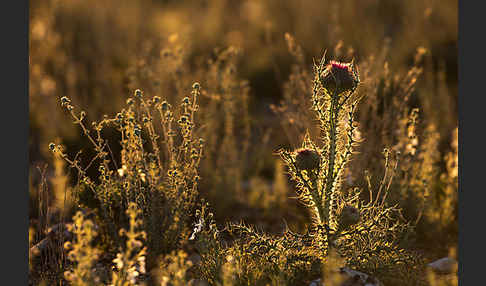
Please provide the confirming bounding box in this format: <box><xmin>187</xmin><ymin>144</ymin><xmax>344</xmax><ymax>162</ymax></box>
<box><xmin>320</xmin><ymin>60</ymin><xmax>359</xmax><ymax>95</ymax></box>
<box><xmin>294</xmin><ymin>148</ymin><xmax>321</xmax><ymax>171</ymax></box>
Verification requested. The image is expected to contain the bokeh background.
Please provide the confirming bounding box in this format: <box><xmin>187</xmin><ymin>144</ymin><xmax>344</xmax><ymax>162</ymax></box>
<box><xmin>29</xmin><ymin>0</ymin><xmax>457</xmax><ymax>266</ymax></box>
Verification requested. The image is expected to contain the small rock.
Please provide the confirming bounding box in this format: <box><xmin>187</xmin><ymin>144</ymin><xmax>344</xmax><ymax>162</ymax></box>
<box><xmin>427</xmin><ymin>257</ymin><xmax>458</xmax><ymax>274</ymax></box>
<box><xmin>309</xmin><ymin>278</ymin><xmax>324</xmax><ymax>286</ymax></box>
<box><xmin>339</xmin><ymin>267</ymin><xmax>383</xmax><ymax>286</ymax></box>
<box><xmin>308</xmin><ymin>268</ymin><xmax>382</xmax><ymax>286</ymax></box>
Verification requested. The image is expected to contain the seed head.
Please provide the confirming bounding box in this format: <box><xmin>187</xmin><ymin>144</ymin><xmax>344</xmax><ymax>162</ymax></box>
<box><xmin>179</xmin><ymin>115</ymin><xmax>188</xmax><ymax>124</ymax></box>
<box><xmin>320</xmin><ymin>60</ymin><xmax>359</xmax><ymax>95</ymax></box>
<box><xmin>160</xmin><ymin>101</ymin><xmax>169</xmax><ymax>112</ymax></box>
<box><xmin>295</xmin><ymin>148</ymin><xmax>321</xmax><ymax>171</ymax></box>
<box><xmin>60</xmin><ymin>96</ymin><xmax>71</xmax><ymax>106</ymax></box>
<box><xmin>134</xmin><ymin>89</ymin><xmax>143</xmax><ymax>98</ymax></box>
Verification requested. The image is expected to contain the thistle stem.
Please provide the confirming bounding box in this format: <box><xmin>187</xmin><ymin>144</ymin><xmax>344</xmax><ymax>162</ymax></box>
<box><xmin>324</xmin><ymin>93</ymin><xmax>339</xmax><ymax>225</ymax></box>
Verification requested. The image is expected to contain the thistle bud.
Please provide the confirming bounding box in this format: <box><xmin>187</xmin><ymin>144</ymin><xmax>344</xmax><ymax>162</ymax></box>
<box><xmin>320</xmin><ymin>60</ymin><xmax>359</xmax><ymax>95</ymax></box>
<box><xmin>295</xmin><ymin>148</ymin><xmax>321</xmax><ymax>171</ymax></box>
<box><xmin>338</xmin><ymin>205</ymin><xmax>360</xmax><ymax>230</ymax></box>
<box><xmin>134</xmin><ymin>89</ymin><xmax>143</xmax><ymax>98</ymax></box>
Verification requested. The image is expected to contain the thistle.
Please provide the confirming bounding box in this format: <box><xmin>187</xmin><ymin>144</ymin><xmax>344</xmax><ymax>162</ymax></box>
<box><xmin>279</xmin><ymin>53</ymin><xmax>361</xmax><ymax>230</ymax></box>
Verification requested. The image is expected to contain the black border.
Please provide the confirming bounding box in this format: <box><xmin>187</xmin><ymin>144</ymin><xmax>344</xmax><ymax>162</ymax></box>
<box><xmin>1</xmin><ymin>0</ymin><xmax>29</xmax><ymax>283</ymax></box>
<box><xmin>458</xmin><ymin>1</ymin><xmax>481</xmax><ymax>285</ymax></box>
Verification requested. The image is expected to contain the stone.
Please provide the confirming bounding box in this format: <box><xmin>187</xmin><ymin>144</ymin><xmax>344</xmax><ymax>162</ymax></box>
<box><xmin>308</xmin><ymin>267</ymin><xmax>383</xmax><ymax>286</ymax></box>
<box><xmin>427</xmin><ymin>257</ymin><xmax>458</xmax><ymax>274</ymax></box>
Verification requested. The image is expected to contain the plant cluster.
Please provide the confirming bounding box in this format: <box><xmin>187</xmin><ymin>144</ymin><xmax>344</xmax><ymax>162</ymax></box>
<box><xmin>49</xmin><ymin>82</ymin><xmax>205</xmax><ymax>277</ymax></box>
<box><xmin>178</xmin><ymin>53</ymin><xmax>427</xmax><ymax>286</ymax></box>
<box><xmin>63</xmin><ymin>203</ymin><xmax>147</xmax><ymax>286</ymax></box>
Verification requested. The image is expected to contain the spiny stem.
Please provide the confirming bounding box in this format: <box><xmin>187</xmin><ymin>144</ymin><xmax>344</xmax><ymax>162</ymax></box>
<box><xmin>324</xmin><ymin>92</ymin><xmax>339</xmax><ymax>224</ymax></box>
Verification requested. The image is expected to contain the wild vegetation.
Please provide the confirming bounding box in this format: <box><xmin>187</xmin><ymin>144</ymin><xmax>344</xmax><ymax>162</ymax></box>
<box><xmin>29</xmin><ymin>0</ymin><xmax>457</xmax><ymax>285</ymax></box>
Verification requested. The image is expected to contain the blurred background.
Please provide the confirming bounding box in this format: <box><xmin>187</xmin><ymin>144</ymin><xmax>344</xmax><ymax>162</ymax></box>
<box><xmin>29</xmin><ymin>0</ymin><xmax>457</xmax><ymax>262</ymax></box>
